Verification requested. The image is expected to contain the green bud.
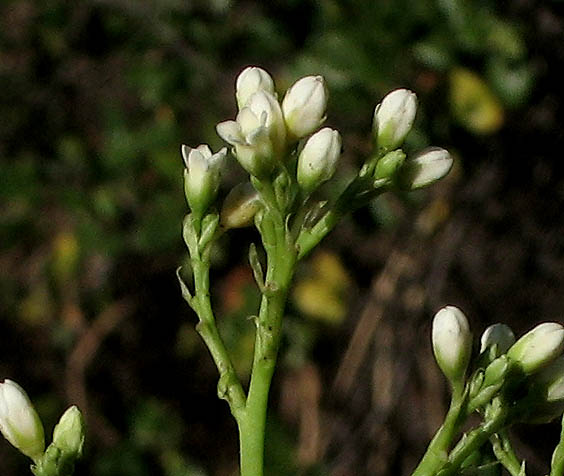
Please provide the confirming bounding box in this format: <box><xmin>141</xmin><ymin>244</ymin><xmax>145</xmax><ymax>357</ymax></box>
<box><xmin>482</xmin><ymin>355</ymin><xmax>511</xmax><ymax>388</ymax></box>
<box><xmin>373</xmin><ymin>149</ymin><xmax>406</xmax><ymax>182</ymax></box>
<box><xmin>52</xmin><ymin>406</ymin><xmax>85</xmax><ymax>459</ymax></box>
<box><xmin>467</xmin><ymin>356</ymin><xmax>511</xmax><ymax>412</ymax></box>
<box><xmin>507</xmin><ymin>322</ymin><xmax>564</xmax><ymax>375</ymax></box>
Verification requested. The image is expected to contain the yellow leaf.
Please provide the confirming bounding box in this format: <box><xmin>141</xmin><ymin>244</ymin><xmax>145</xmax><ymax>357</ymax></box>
<box><xmin>450</xmin><ymin>68</ymin><xmax>504</xmax><ymax>135</ymax></box>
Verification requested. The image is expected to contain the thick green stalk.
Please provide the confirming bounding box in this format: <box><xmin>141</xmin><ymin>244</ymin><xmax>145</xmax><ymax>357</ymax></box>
<box><xmin>412</xmin><ymin>383</ymin><xmax>466</xmax><ymax>476</ymax></box>
<box><xmin>238</xmin><ymin>201</ymin><xmax>296</xmax><ymax>476</ymax></box>
<box><xmin>550</xmin><ymin>414</ymin><xmax>564</xmax><ymax>476</ymax></box>
<box><xmin>295</xmin><ymin>173</ymin><xmax>389</xmax><ymax>260</ymax></box>
<box><xmin>436</xmin><ymin>407</ymin><xmax>507</xmax><ymax>476</ymax></box>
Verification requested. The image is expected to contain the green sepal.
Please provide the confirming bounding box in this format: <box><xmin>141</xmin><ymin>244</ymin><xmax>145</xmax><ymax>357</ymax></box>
<box><xmin>249</xmin><ymin>243</ymin><xmax>265</xmax><ymax>292</ymax></box>
<box><xmin>273</xmin><ymin>170</ymin><xmax>292</xmax><ymax>211</ymax></box>
<box><xmin>302</xmin><ymin>201</ymin><xmax>327</xmax><ymax>230</ymax></box>
<box><xmin>176</xmin><ymin>267</ymin><xmax>193</xmax><ymax>307</ymax></box>
<box><xmin>31</xmin><ymin>443</ymin><xmax>78</xmax><ymax>476</ymax></box>
<box><xmin>182</xmin><ymin>214</ymin><xmax>199</xmax><ymax>254</ymax></box>
<box><xmin>459</xmin><ymin>462</ymin><xmax>501</xmax><ymax>476</ymax></box>
<box><xmin>199</xmin><ymin>213</ymin><xmax>220</xmax><ymax>249</ymax></box>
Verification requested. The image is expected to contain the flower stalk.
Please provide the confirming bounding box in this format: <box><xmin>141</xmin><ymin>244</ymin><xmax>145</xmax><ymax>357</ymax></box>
<box><xmin>179</xmin><ymin>65</ymin><xmax>452</xmax><ymax>476</ymax></box>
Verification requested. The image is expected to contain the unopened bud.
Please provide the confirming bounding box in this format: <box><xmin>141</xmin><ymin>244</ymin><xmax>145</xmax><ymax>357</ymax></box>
<box><xmin>297</xmin><ymin>127</ymin><xmax>341</xmax><ymax>194</ymax></box>
<box><xmin>373</xmin><ymin>149</ymin><xmax>406</xmax><ymax>182</ymax></box>
<box><xmin>221</xmin><ymin>182</ymin><xmax>261</xmax><ymax>229</ymax></box>
<box><xmin>507</xmin><ymin>322</ymin><xmax>564</xmax><ymax>375</ymax></box>
<box><xmin>515</xmin><ymin>356</ymin><xmax>564</xmax><ymax>423</ymax></box>
<box><xmin>373</xmin><ymin>89</ymin><xmax>417</xmax><ymax>151</ymax></box>
<box><xmin>539</xmin><ymin>357</ymin><xmax>564</xmax><ymax>403</ymax></box>
<box><xmin>0</xmin><ymin>380</ymin><xmax>45</xmax><ymax>461</ymax></box>
<box><xmin>482</xmin><ymin>355</ymin><xmax>511</xmax><ymax>388</ymax></box>
<box><xmin>52</xmin><ymin>406</ymin><xmax>85</xmax><ymax>458</ymax></box>
<box><xmin>480</xmin><ymin>323</ymin><xmax>516</xmax><ymax>358</ymax></box>
<box><xmin>398</xmin><ymin>147</ymin><xmax>453</xmax><ymax>190</ymax></box>
<box><xmin>282</xmin><ymin>75</ymin><xmax>328</xmax><ymax>140</ymax></box>
<box><xmin>182</xmin><ymin>144</ymin><xmax>226</xmax><ymax>217</ymax></box>
<box><xmin>236</xmin><ymin>66</ymin><xmax>275</xmax><ymax>109</ymax></box>
<box><xmin>432</xmin><ymin>306</ymin><xmax>473</xmax><ymax>383</ymax></box>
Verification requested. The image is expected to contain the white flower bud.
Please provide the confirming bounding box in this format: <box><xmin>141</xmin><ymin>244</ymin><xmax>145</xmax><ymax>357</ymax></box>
<box><xmin>398</xmin><ymin>147</ymin><xmax>453</xmax><ymax>190</ymax></box>
<box><xmin>236</xmin><ymin>66</ymin><xmax>275</xmax><ymax>109</ymax></box>
<box><xmin>217</xmin><ymin>90</ymin><xmax>286</xmax><ymax>177</ymax></box>
<box><xmin>182</xmin><ymin>144</ymin><xmax>226</xmax><ymax>217</ymax></box>
<box><xmin>538</xmin><ymin>357</ymin><xmax>564</xmax><ymax>403</ymax></box>
<box><xmin>432</xmin><ymin>306</ymin><xmax>473</xmax><ymax>383</ymax></box>
<box><xmin>220</xmin><ymin>182</ymin><xmax>261</xmax><ymax>229</ymax></box>
<box><xmin>297</xmin><ymin>127</ymin><xmax>341</xmax><ymax>194</ymax></box>
<box><xmin>52</xmin><ymin>406</ymin><xmax>85</xmax><ymax>458</ymax></box>
<box><xmin>0</xmin><ymin>380</ymin><xmax>45</xmax><ymax>461</ymax></box>
<box><xmin>282</xmin><ymin>75</ymin><xmax>328</xmax><ymax>140</ymax></box>
<box><xmin>480</xmin><ymin>323</ymin><xmax>516</xmax><ymax>356</ymax></box>
<box><xmin>507</xmin><ymin>322</ymin><xmax>564</xmax><ymax>375</ymax></box>
<box><xmin>373</xmin><ymin>88</ymin><xmax>417</xmax><ymax>151</ymax></box>
<box><xmin>515</xmin><ymin>356</ymin><xmax>564</xmax><ymax>423</ymax></box>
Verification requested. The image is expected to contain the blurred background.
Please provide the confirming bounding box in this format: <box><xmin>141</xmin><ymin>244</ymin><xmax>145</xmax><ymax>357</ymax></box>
<box><xmin>1</xmin><ymin>0</ymin><xmax>564</xmax><ymax>474</ymax></box>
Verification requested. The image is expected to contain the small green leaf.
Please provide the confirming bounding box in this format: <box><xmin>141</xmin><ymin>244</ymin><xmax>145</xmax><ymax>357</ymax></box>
<box><xmin>176</xmin><ymin>267</ymin><xmax>193</xmax><ymax>306</ymax></box>
<box><xmin>198</xmin><ymin>213</ymin><xmax>219</xmax><ymax>249</ymax></box>
<box><xmin>249</xmin><ymin>243</ymin><xmax>265</xmax><ymax>292</ymax></box>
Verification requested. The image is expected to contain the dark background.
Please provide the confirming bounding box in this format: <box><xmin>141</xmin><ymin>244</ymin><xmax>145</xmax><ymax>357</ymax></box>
<box><xmin>2</xmin><ymin>0</ymin><xmax>564</xmax><ymax>474</ymax></box>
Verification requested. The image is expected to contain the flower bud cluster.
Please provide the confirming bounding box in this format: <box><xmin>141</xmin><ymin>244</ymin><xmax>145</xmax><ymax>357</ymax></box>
<box><xmin>216</xmin><ymin>66</ymin><xmax>336</xmax><ymax>194</ymax></box>
<box><xmin>430</xmin><ymin>309</ymin><xmax>564</xmax><ymax>424</ymax></box>
<box><xmin>370</xmin><ymin>89</ymin><xmax>453</xmax><ymax>190</ymax></box>
<box><xmin>0</xmin><ymin>379</ymin><xmax>85</xmax><ymax>472</ymax></box>
<box><xmin>181</xmin><ymin>66</ymin><xmax>456</xmax><ymax>230</ymax></box>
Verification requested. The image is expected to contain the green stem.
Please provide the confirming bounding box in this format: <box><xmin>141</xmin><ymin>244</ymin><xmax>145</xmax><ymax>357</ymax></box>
<box><xmin>550</xmin><ymin>414</ymin><xmax>564</xmax><ymax>476</ymax></box>
<box><xmin>412</xmin><ymin>383</ymin><xmax>466</xmax><ymax>476</ymax></box>
<box><xmin>491</xmin><ymin>431</ymin><xmax>523</xmax><ymax>476</ymax></box>
<box><xmin>192</xmin><ymin>253</ymin><xmax>246</xmax><ymax>419</ymax></box>
<box><xmin>237</xmin><ymin>181</ymin><xmax>297</xmax><ymax>476</ymax></box>
<box><xmin>296</xmin><ymin>174</ymin><xmax>388</xmax><ymax>260</ymax></box>
<box><xmin>296</xmin><ymin>206</ymin><xmax>341</xmax><ymax>260</ymax></box>
<box><xmin>436</xmin><ymin>406</ymin><xmax>507</xmax><ymax>476</ymax></box>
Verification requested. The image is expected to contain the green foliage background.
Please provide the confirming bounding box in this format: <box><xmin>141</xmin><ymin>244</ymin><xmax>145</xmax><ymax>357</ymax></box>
<box><xmin>1</xmin><ymin>1</ymin><xmax>564</xmax><ymax>474</ymax></box>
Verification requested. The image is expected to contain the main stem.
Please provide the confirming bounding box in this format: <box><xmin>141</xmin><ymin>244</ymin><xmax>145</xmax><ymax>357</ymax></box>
<box><xmin>550</xmin><ymin>414</ymin><xmax>564</xmax><ymax>476</ymax></box>
<box><xmin>238</xmin><ymin>188</ymin><xmax>297</xmax><ymax>476</ymax></box>
<box><xmin>411</xmin><ymin>383</ymin><xmax>465</xmax><ymax>476</ymax></box>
